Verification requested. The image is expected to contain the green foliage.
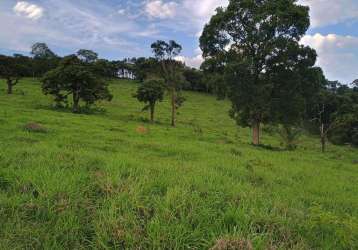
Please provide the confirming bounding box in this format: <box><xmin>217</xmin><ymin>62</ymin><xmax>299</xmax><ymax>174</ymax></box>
<box><xmin>307</xmin><ymin>83</ymin><xmax>358</xmax><ymax>148</ymax></box>
<box><xmin>30</xmin><ymin>43</ymin><xmax>60</xmax><ymax>77</ymax></box>
<box><xmin>0</xmin><ymin>79</ymin><xmax>357</xmax><ymax>249</ymax></box>
<box><xmin>41</xmin><ymin>55</ymin><xmax>113</xmax><ymax>113</ymax></box>
<box><xmin>200</xmin><ymin>0</ymin><xmax>319</xmax><ymax>145</ymax></box>
<box><xmin>0</xmin><ymin>55</ymin><xmax>24</xmax><ymax>94</ymax></box>
<box><xmin>133</xmin><ymin>79</ymin><xmax>165</xmax><ymax>122</ymax></box>
<box><xmin>77</xmin><ymin>49</ymin><xmax>98</xmax><ymax>63</ymax></box>
<box><xmin>278</xmin><ymin>125</ymin><xmax>302</xmax><ymax>150</ymax></box>
<box><xmin>151</xmin><ymin>40</ymin><xmax>186</xmax><ymax>126</ymax></box>
<box><xmin>133</xmin><ymin>57</ymin><xmax>160</xmax><ymax>82</ymax></box>
<box><xmin>31</xmin><ymin>43</ymin><xmax>57</xmax><ymax>59</ymax></box>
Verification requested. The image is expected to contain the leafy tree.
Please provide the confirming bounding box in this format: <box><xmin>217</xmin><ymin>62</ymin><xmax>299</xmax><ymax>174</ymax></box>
<box><xmin>42</xmin><ymin>55</ymin><xmax>112</xmax><ymax>113</ymax></box>
<box><xmin>13</xmin><ymin>54</ymin><xmax>33</xmax><ymax>77</ymax></box>
<box><xmin>305</xmin><ymin>79</ymin><xmax>358</xmax><ymax>151</ymax></box>
<box><xmin>77</xmin><ymin>49</ymin><xmax>98</xmax><ymax>63</ymax></box>
<box><xmin>352</xmin><ymin>79</ymin><xmax>358</xmax><ymax>89</ymax></box>
<box><xmin>151</xmin><ymin>40</ymin><xmax>185</xmax><ymax>127</ymax></box>
<box><xmin>31</xmin><ymin>43</ymin><xmax>59</xmax><ymax>77</ymax></box>
<box><xmin>0</xmin><ymin>55</ymin><xmax>23</xmax><ymax>94</ymax></box>
<box><xmin>134</xmin><ymin>79</ymin><xmax>165</xmax><ymax>122</ymax></box>
<box><xmin>91</xmin><ymin>59</ymin><xmax>114</xmax><ymax>79</ymax></box>
<box><xmin>183</xmin><ymin>68</ymin><xmax>207</xmax><ymax>92</ymax></box>
<box><xmin>200</xmin><ymin>57</ymin><xmax>228</xmax><ymax>99</ymax></box>
<box><xmin>200</xmin><ymin>0</ymin><xmax>317</xmax><ymax>145</ymax></box>
<box><xmin>309</xmin><ymin>88</ymin><xmax>340</xmax><ymax>152</ymax></box>
<box><xmin>31</xmin><ymin>43</ymin><xmax>57</xmax><ymax>59</ymax></box>
<box><xmin>133</xmin><ymin>57</ymin><xmax>160</xmax><ymax>82</ymax></box>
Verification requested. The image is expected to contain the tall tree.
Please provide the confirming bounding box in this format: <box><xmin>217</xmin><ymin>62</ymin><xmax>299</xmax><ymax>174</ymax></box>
<box><xmin>77</xmin><ymin>49</ymin><xmax>98</xmax><ymax>63</ymax></box>
<box><xmin>200</xmin><ymin>0</ymin><xmax>317</xmax><ymax>145</ymax></box>
<box><xmin>31</xmin><ymin>43</ymin><xmax>59</xmax><ymax>77</ymax></box>
<box><xmin>0</xmin><ymin>55</ymin><xmax>23</xmax><ymax>94</ymax></box>
<box><xmin>134</xmin><ymin>79</ymin><xmax>165</xmax><ymax>122</ymax></box>
<box><xmin>151</xmin><ymin>40</ymin><xmax>185</xmax><ymax>127</ymax></box>
<box><xmin>42</xmin><ymin>55</ymin><xmax>112</xmax><ymax>113</ymax></box>
<box><xmin>31</xmin><ymin>43</ymin><xmax>57</xmax><ymax>59</ymax></box>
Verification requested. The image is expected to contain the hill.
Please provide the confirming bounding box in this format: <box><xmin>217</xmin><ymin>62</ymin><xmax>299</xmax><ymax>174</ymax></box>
<box><xmin>0</xmin><ymin>79</ymin><xmax>357</xmax><ymax>249</ymax></box>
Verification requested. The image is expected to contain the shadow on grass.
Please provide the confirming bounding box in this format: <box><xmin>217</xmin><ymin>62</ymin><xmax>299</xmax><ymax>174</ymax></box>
<box><xmin>0</xmin><ymin>89</ymin><xmax>26</xmax><ymax>95</ymax></box>
<box><xmin>251</xmin><ymin>143</ymin><xmax>286</xmax><ymax>152</ymax></box>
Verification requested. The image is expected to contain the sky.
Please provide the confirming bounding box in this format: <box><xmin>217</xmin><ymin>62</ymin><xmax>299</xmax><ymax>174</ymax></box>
<box><xmin>0</xmin><ymin>0</ymin><xmax>358</xmax><ymax>84</ymax></box>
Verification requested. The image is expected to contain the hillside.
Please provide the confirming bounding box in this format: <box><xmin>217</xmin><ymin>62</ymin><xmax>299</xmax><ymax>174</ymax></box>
<box><xmin>0</xmin><ymin>79</ymin><xmax>357</xmax><ymax>249</ymax></box>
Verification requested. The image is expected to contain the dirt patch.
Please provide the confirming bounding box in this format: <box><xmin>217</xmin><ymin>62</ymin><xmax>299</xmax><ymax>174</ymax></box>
<box><xmin>136</xmin><ymin>126</ymin><xmax>148</xmax><ymax>134</ymax></box>
<box><xmin>24</xmin><ymin>122</ymin><xmax>47</xmax><ymax>133</ymax></box>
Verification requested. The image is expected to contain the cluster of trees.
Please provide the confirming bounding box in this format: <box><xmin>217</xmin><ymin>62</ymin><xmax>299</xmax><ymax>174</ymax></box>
<box><xmin>198</xmin><ymin>0</ymin><xmax>358</xmax><ymax>150</ymax></box>
<box><xmin>0</xmin><ymin>41</ymin><xmax>189</xmax><ymax>126</ymax></box>
<box><xmin>1</xmin><ymin>0</ymin><xmax>357</xmax><ymax>150</ymax></box>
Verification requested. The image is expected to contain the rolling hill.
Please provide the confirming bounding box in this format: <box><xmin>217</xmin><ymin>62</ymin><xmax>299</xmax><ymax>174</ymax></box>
<box><xmin>0</xmin><ymin>79</ymin><xmax>357</xmax><ymax>249</ymax></box>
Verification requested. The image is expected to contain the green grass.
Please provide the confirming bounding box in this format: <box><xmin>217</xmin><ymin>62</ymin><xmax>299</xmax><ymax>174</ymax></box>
<box><xmin>0</xmin><ymin>79</ymin><xmax>357</xmax><ymax>249</ymax></box>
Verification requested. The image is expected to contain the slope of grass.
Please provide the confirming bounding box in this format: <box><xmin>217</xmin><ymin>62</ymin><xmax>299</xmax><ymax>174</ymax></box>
<box><xmin>0</xmin><ymin>79</ymin><xmax>357</xmax><ymax>249</ymax></box>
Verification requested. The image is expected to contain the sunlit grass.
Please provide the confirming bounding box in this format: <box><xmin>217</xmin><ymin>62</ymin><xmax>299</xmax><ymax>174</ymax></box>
<box><xmin>0</xmin><ymin>79</ymin><xmax>357</xmax><ymax>249</ymax></box>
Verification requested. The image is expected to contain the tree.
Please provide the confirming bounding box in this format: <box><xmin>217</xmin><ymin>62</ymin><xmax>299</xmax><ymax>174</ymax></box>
<box><xmin>134</xmin><ymin>79</ymin><xmax>165</xmax><ymax>122</ymax></box>
<box><xmin>0</xmin><ymin>55</ymin><xmax>22</xmax><ymax>94</ymax></box>
<box><xmin>201</xmin><ymin>57</ymin><xmax>228</xmax><ymax>99</ymax></box>
<box><xmin>183</xmin><ymin>68</ymin><xmax>207</xmax><ymax>92</ymax></box>
<box><xmin>31</xmin><ymin>43</ymin><xmax>57</xmax><ymax>59</ymax></box>
<box><xmin>31</xmin><ymin>43</ymin><xmax>59</xmax><ymax>77</ymax></box>
<box><xmin>151</xmin><ymin>40</ymin><xmax>185</xmax><ymax>127</ymax></box>
<box><xmin>77</xmin><ymin>49</ymin><xmax>98</xmax><ymax>63</ymax></box>
<box><xmin>352</xmin><ymin>79</ymin><xmax>358</xmax><ymax>89</ymax></box>
<box><xmin>42</xmin><ymin>55</ymin><xmax>112</xmax><ymax>113</ymax></box>
<box><xmin>200</xmin><ymin>0</ymin><xmax>317</xmax><ymax>145</ymax></box>
<box><xmin>133</xmin><ymin>57</ymin><xmax>160</xmax><ymax>82</ymax></box>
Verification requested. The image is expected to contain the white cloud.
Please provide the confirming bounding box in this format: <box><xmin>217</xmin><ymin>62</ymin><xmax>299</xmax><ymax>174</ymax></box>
<box><xmin>182</xmin><ymin>0</ymin><xmax>228</xmax><ymax>33</ymax></box>
<box><xmin>301</xmin><ymin>33</ymin><xmax>358</xmax><ymax>84</ymax></box>
<box><xmin>13</xmin><ymin>1</ymin><xmax>43</xmax><ymax>20</ymax></box>
<box><xmin>145</xmin><ymin>0</ymin><xmax>178</xmax><ymax>19</ymax></box>
<box><xmin>299</xmin><ymin>0</ymin><xmax>358</xmax><ymax>28</ymax></box>
<box><xmin>175</xmin><ymin>54</ymin><xmax>204</xmax><ymax>68</ymax></box>
<box><xmin>175</xmin><ymin>48</ymin><xmax>204</xmax><ymax>69</ymax></box>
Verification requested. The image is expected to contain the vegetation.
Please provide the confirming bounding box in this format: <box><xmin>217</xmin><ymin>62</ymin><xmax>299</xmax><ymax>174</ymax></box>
<box><xmin>0</xmin><ymin>0</ymin><xmax>357</xmax><ymax>249</ymax></box>
<box><xmin>133</xmin><ymin>78</ymin><xmax>165</xmax><ymax>122</ymax></box>
<box><xmin>0</xmin><ymin>79</ymin><xmax>357</xmax><ymax>249</ymax></box>
<box><xmin>151</xmin><ymin>40</ymin><xmax>186</xmax><ymax>127</ymax></box>
<box><xmin>0</xmin><ymin>55</ymin><xmax>23</xmax><ymax>94</ymax></box>
<box><xmin>200</xmin><ymin>0</ymin><xmax>320</xmax><ymax>146</ymax></box>
<box><xmin>41</xmin><ymin>55</ymin><xmax>113</xmax><ymax>113</ymax></box>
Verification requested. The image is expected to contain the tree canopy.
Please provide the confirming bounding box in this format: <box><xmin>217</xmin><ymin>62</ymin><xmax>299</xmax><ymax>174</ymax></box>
<box><xmin>200</xmin><ymin>0</ymin><xmax>320</xmax><ymax>145</ymax></box>
<box><xmin>42</xmin><ymin>55</ymin><xmax>112</xmax><ymax>113</ymax></box>
<box><xmin>0</xmin><ymin>55</ymin><xmax>24</xmax><ymax>94</ymax></box>
<box><xmin>134</xmin><ymin>78</ymin><xmax>165</xmax><ymax>122</ymax></box>
<box><xmin>77</xmin><ymin>49</ymin><xmax>98</xmax><ymax>63</ymax></box>
<box><xmin>151</xmin><ymin>40</ymin><xmax>185</xmax><ymax>127</ymax></box>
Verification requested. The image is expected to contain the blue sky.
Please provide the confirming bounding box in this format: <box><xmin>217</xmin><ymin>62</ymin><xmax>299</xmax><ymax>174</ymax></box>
<box><xmin>0</xmin><ymin>0</ymin><xmax>358</xmax><ymax>84</ymax></box>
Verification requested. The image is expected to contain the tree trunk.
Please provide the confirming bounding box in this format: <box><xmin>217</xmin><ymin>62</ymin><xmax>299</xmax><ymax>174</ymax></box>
<box><xmin>171</xmin><ymin>88</ymin><xmax>176</xmax><ymax>127</ymax></box>
<box><xmin>252</xmin><ymin>121</ymin><xmax>260</xmax><ymax>145</ymax></box>
<box><xmin>150</xmin><ymin>103</ymin><xmax>155</xmax><ymax>123</ymax></box>
<box><xmin>73</xmin><ymin>91</ymin><xmax>80</xmax><ymax>113</ymax></box>
<box><xmin>7</xmin><ymin>80</ymin><xmax>12</xmax><ymax>94</ymax></box>
<box><xmin>320</xmin><ymin>123</ymin><xmax>326</xmax><ymax>153</ymax></box>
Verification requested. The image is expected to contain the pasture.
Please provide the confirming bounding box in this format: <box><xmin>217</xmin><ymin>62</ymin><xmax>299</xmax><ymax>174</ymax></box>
<box><xmin>0</xmin><ymin>79</ymin><xmax>357</xmax><ymax>249</ymax></box>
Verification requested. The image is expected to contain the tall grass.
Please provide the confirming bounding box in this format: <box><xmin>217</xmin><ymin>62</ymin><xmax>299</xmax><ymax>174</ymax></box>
<box><xmin>0</xmin><ymin>79</ymin><xmax>357</xmax><ymax>249</ymax></box>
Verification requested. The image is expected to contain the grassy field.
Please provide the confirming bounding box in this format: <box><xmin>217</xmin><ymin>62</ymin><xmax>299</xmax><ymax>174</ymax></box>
<box><xmin>0</xmin><ymin>78</ymin><xmax>357</xmax><ymax>249</ymax></box>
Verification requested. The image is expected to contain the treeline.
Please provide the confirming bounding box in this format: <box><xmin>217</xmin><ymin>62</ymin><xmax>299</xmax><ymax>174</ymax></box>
<box><xmin>1</xmin><ymin>0</ymin><xmax>358</xmax><ymax>151</ymax></box>
<box><xmin>198</xmin><ymin>0</ymin><xmax>358</xmax><ymax>151</ymax></box>
<box><xmin>0</xmin><ymin>43</ymin><xmax>138</xmax><ymax>80</ymax></box>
